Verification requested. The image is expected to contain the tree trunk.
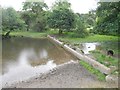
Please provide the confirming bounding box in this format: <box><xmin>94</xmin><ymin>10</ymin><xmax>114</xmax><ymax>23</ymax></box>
<box><xmin>5</xmin><ymin>31</ymin><xmax>11</xmax><ymax>37</ymax></box>
<box><xmin>59</xmin><ymin>29</ymin><xmax>63</xmax><ymax>35</ymax></box>
<box><xmin>27</xmin><ymin>25</ymin><xmax>29</xmax><ymax>31</ymax></box>
<box><xmin>2</xmin><ymin>31</ymin><xmax>11</xmax><ymax>39</ymax></box>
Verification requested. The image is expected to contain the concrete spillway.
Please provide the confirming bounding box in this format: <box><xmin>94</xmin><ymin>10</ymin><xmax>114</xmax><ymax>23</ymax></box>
<box><xmin>47</xmin><ymin>35</ymin><xmax>111</xmax><ymax>75</ymax></box>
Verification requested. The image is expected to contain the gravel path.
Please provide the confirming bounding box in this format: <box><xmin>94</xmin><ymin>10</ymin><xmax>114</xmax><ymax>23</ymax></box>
<box><xmin>4</xmin><ymin>61</ymin><xmax>118</xmax><ymax>88</ymax></box>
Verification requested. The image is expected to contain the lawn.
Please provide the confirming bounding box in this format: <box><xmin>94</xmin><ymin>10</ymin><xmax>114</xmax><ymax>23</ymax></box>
<box><xmin>58</xmin><ymin>34</ymin><xmax>119</xmax><ymax>43</ymax></box>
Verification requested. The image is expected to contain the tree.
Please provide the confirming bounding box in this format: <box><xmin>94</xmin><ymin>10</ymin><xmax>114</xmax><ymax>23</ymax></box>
<box><xmin>21</xmin><ymin>11</ymin><xmax>33</xmax><ymax>31</ymax></box>
<box><xmin>52</xmin><ymin>0</ymin><xmax>71</xmax><ymax>10</ymax></box>
<box><xmin>47</xmin><ymin>0</ymin><xmax>75</xmax><ymax>34</ymax></box>
<box><xmin>94</xmin><ymin>2</ymin><xmax>120</xmax><ymax>35</ymax></box>
<box><xmin>73</xmin><ymin>13</ymin><xmax>89</xmax><ymax>38</ymax></box>
<box><xmin>22</xmin><ymin>0</ymin><xmax>48</xmax><ymax>32</ymax></box>
<box><xmin>77</xmin><ymin>10</ymin><xmax>96</xmax><ymax>32</ymax></box>
<box><xmin>2</xmin><ymin>7</ymin><xmax>25</xmax><ymax>34</ymax></box>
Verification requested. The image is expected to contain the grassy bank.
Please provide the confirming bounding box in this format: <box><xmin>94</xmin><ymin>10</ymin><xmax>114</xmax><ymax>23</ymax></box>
<box><xmin>79</xmin><ymin>60</ymin><xmax>106</xmax><ymax>81</ymax></box>
<box><xmin>90</xmin><ymin>50</ymin><xmax>118</xmax><ymax>67</ymax></box>
<box><xmin>90</xmin><ymin>50</ymin><xmax>119</xmax><ymax>76</ymax></box>
<box><xmin>10</xmin><ymin>31</ymin><xmax>47</xmax><ymax>38</ymax></box>
<box><xmin>58</xmin><ymin>34</ymin><xmax>119</xmax><ymax>43</ymax></box>
<box><xmin>80</xmin><ymin>50</ymin><xmax>119</xmax><ymax>81</ymax></box>
<box><xmin>8</xmin><ymin>31</ymin><xmax>119</xmax><ymax>42</ymax></box>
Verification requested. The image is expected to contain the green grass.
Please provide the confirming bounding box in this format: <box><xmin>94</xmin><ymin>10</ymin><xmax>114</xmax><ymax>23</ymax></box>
<box><xmin>80</xmin><ymin>60</ymin><xmax>106</xmax><ymax>81</ymax></box>
<box><xmin>2</xmin><ymin>31</ymin><xmax>119</xmax><ymax>43</ymax></box>
<box><xmin>3</xmin><ymin>30</ymin><xmax>59</xmax><ymax>38</ymax></box>
<box><xmin>58</xmin><ymin>34</ymin><xmax>119</xmax><ymax>44</ymax></box>
<box><xmin>90</xmin><ymin>50</ymin><xmax>118</xmax><ymax>67</ymax></box>
<box><xmin>9</xmin><ymin>31</ymin><xmax>47</xmax><ymax>38</ymax></box>
<box><xmin>90</xmin><ymin>50</ymin><xmax>119</xmax><ymax>75</ymax></box>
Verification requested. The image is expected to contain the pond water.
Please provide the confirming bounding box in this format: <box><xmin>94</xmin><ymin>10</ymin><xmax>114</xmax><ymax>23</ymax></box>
<box><xmin>1</xmin><ymin>37</ymin><xmax>77</xmax><ymax>85</ymax></box>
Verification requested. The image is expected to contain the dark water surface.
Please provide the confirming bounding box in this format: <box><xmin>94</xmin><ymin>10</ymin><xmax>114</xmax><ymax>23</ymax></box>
<box><xmin>1</xmin><ymin>37</ymin><xmax>77</xmax><ymax>85</ymax></box>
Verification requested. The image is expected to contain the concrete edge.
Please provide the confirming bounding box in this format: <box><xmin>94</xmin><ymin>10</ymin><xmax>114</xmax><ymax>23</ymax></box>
<box><xmin>47</xmin><ymin>35</ymin><xmax>112</xmax><ymax>75</ymax></box>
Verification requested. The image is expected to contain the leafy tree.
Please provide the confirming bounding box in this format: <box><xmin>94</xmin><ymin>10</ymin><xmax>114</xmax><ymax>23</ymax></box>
<box><xmin>47</xmin><ymin>0</ymin><xmax>75</xmax><ymax>34</ymax></box>
<box><xmin>22</xmin><ymin>0</ymin><xmax>48</xmax><ymax>32</ymax></box>
<box><xmin>32</xmin><ymin>11</ymin><xmax>47</xmax><ymax>32</ymax></box>
<box><xmin>2</xmin><ymin>7</ymin><xmax>25</xmax><ymax>34</ymax></box>
<box><xmin>94</xmin><ymin>2</ymin><xmax>120</xmax><ymax>35</ymax></box>
<box><xmin>77</xmin><ymin>10</ymin><xmax>96</xmax><ymax>32</ymax></box>
<box><xmin>21</xmin><ymin>11</ymin><xmax>33</xmax><ymax>31</ymax></box>
<box><xmin>52</xmin><ymin>0</ymin><xmax>71</xmax><ymax>10</ymax></box>
<box><xmin>74</xmin><ymin>13</ymin><xmax>89</xmax><ymax>38</ymax></box>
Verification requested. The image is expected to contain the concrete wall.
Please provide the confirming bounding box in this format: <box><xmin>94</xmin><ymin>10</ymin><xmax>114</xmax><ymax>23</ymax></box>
<box><xmin>47</xmin><ymin>35</ymin><xmax>111</xmax><ymax>75</ymax></box>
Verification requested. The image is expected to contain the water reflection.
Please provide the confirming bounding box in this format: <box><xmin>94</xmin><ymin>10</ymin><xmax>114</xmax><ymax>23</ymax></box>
<box><xmin>1</xmin><ymin>37</ymin><xmax>76</xmax><ymax>86</ymax></box>
<box><xmin>39</xmin><ymin>49</ymin><xmax>48</xmax><ymax>59</ymax></box>
<box><xmin>1</xmin><ymin>47</ymin><xmax>56</xmax><ymax>86</ymax></box>
<box><xmin>1</xmin><ymin>60</ymin><xmax>56</xmax><ymax>86</ymax></box>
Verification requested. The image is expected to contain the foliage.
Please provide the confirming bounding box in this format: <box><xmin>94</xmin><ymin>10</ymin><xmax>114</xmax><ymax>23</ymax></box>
<box><xmin>52</xmin><ymin>0</ymin><xmax>71</xmax><ymax>10</ymax></box>
<box><xmin>80</xmin><ymin>60</ymin><xmax>106</xmax><ymax>81</ymax></box>
<box><xmin>22</xmin><ymin>0</ymin><xmax>48</xmax><ymax>14</ymax></box>
<box><xmin>47</xmin><ymin>0</ymin><xmax>75</xmax><ymax>34</ymax></box>
<box><xmin>1</xmin><ymin>0</ymin><xmax>119</xmax><ymax>37</ymax></box>
<box><xmin>22</xmin><ymin>0</ymin><xmax>48</xmax><ymax>32</ymax></box>
<box><xmin>73</xmin><ymin>13</ymin><xmax>89</xmax><ymax>38</ymax></box>
<box><xmin>21</xmin><ymin>11</ymin><xmax>33</xmax><ymax>31</ymax></box>
<box><xmin>77</xmin><ymin>10</ymin><xmax>96</xmax><ymax>30</ymax></box>
<box><xmin>94</xmin><ymin>2</ymin><xmax>120</xmax><ymax>36</ymax></box>
<box><xmin>2</xmin><ymin>7</ymin><xmax>25</xmax><ymax>33</ymax></box>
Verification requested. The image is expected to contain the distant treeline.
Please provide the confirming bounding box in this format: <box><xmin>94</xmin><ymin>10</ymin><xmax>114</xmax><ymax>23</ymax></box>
<box><xmin>1</xmin><ymin>0</ymin><xmax>119</xmax><ymax>37</ymax></box>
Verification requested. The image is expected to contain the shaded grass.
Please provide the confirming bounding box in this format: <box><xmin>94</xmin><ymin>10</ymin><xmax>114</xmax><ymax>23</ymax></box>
<box><xmin>80</xmin><ymin>60</ymin><xmax>106</xmax><ymax>81</ymax></box>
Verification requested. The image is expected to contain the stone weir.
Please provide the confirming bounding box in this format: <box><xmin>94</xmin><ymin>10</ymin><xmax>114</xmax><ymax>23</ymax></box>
<box><xmin>47</xmin><ymin>35</ymin><xmax>112</xmax><ymax>75</ymax></box>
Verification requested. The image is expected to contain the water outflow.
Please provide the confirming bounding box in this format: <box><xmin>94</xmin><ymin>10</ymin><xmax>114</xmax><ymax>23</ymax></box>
<box><xmin>1</xmin><ymin>49</ymin><xmax>56</xmax><ymax>87</ymax></box>
<box><xmin>81</xmin><ymin>43</ymin><xmax>100</xmax><ymax>54</ymax></box>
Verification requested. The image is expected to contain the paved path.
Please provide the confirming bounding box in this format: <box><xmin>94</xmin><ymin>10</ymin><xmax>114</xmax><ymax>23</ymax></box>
<box><xmin>4</xmin><ymin>61</ymin><xmax>118</xmax><ymax>88</ymax></box>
